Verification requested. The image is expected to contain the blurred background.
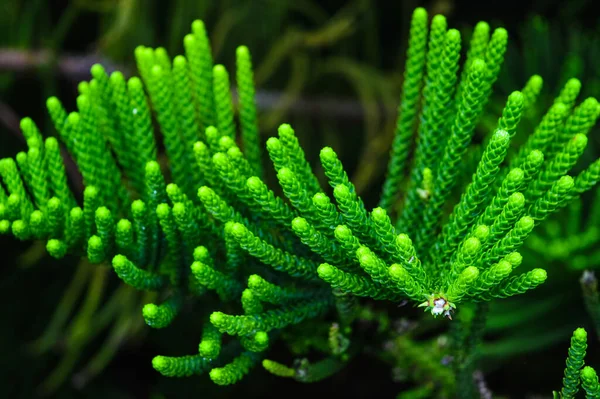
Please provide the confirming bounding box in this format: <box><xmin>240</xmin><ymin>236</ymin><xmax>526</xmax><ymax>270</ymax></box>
<box><xmin>1</xmin><ymin>0</ymin><xmax>599</xmax><ymax>397</ymax></box>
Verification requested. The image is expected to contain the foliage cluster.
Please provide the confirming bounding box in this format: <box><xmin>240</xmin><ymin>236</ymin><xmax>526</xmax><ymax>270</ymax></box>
<box><xmin>1</xmin><ymin>4</ymin><xmax>600</xmax><ymax>398</ymax></box>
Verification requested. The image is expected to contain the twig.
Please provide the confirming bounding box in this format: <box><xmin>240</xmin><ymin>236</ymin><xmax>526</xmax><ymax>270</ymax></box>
<box><xmin>0</xmin><ymin>49</ymin><xmax>125</xmax><ymax>78</ymax></box>
<box><xmin>0</xmin><ymin>48</ymin><xmax>395</xmax><ymax>121</ymax></box>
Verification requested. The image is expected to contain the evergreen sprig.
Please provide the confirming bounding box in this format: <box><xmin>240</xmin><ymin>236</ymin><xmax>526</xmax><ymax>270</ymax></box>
<box><xmin>1</xmin><ymin>6</ymin><xmax>599</xmax><ymax>394</ymax></box>
<box><xmin>553</xmin><ymin>328</ymin><xmax>599</xmax><ymax>399</ymax></box>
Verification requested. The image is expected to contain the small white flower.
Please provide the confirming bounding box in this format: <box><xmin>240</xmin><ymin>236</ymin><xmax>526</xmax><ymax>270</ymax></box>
<box><xmin>419</xmin><ymin>294</ymin><xmax>455</xmax><ymax>319</ymax></box>
<box><xmin>432</xmin><ymin>307</ymin><xmax>444</xmax><ymax>315</ymax></box>
<box><xmin>432</xmin><ymin>298</ymin><xmax>447</xmax><ymax>314</ymax></box>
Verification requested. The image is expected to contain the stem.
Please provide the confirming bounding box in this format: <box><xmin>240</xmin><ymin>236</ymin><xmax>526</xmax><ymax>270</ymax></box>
<box><xmin>452</xmin><ymin>302</ymin><xmax>489</xmax><ymax>398</ymax></box>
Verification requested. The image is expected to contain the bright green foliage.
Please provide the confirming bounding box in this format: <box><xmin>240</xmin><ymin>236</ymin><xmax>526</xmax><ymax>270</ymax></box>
<box><xmin>292</xmin><ymin>217</ymin><xmax>344</xmax><ymax>264</ymax></box>
<box><xmin>527</xmin><ymin>135</ymin><xmax>587</xmax><ymax>204</ymax></box>
<box><xmin>475</xmin><ymin>268</ymin><xmax>547</xmax><ymax>301</ymax></box>
<box><xmin>276</xmin><ymin>167</ymin><xmax>317</xmax><ymax>222</ymax></box>
<box><xmin>262</xmin><ymin>359</ymin><xmax>296</xmax><ymax>378</ymax></box>
<box><xmin>246</xmin><ymin>176</ymin><xmax>295</xmax><ymax>225</ymax></box>
<box><xmin>126</xmin><ymin>77</ymin><xmax>158</xmax><ymax>190</ymax></box>
<box><xmin>520</xmin><ymin>74</ymin><xmax>543</xmax><ymax>112</ymax></box>
<box><xmin>115</xmin><ymin>219</ymin><xmax>133</xmax><ymax>256</ymax></box>
<box><xmin>529</xmin><ymin>176</ymin><xmax>574</xmax><ymax>222</ymax></box>
<box><xmin>446</xmin><ymin>266</ymin><xmax>480</xmax><ymax>303</ymax></box>
<box><xmin>478</xmin><ymin>168</ymin><xmax>526</xmax><ymax>227</ymax></box>
<box><xmin>112</xmin><ymin>255</ymin><xmax>166</xmax><ymax>291</ymax></box>
<box><xmin>143</xmin><ymin>294</ymin><xmax>183</xmax><ymax>329</ymax></box>
<box><xmin>552</xmin><ymin>307</ymin><xmax>600</xmax><ymax>399</ymax></box>
<box><xmin>527</xmin><ymin>186</ymin><xmax>600</xmax><ymax>275</ymax></box>
<box><xmin>556</xmin><ymin>78</ymin><xmax>582</xmax><ymax>110</ymax></box>
<box><xmin>1</xmin><ymin>8</ymin><xmax>600</xmax><ymax>396</ymax></box>
<box><xmin>210</xmin><ymin>352</ymin><xmax>259</xmax><ymax>385</ymax></box>
<box><xmin>213</xmin><ymin>65</ymin><xmax>236</xmax><ymax>140</ymax></box>
<box><xmin>554</xmin><ymin>328</ymin><xmax>590</xmax><ymax>399</ymax></box>
<box><xmin>481</xmin><ymin>216</ymin><xmax>535</xmax><ymax>265</ymax></box>
<box><xmin>152</xmin><ymin>354</ymin><xmax>212</xmax><ymax>377</ymax></box>
<box><xmin>513</xmin><ymin>103</ymin><xmax>568</xmax><ymax>168</ymax></box>
<box><xmin>415</xmin><ymin>57</ymin><xmax>487</xmax><ymax>251</ymax></box>
<box><xmin>172</xmin><ymin>57</ymin><xmax>201</xmax><ymax>159</ymax></box>
<box><xmin>465</xmin><ymin>260</ymin><xmax>513</xmax><ymax>298</ymax></box>
<box><xmin>550</xmin><ymin>97</ymin><xmax>600</xmax><ymax>159</ymax></box>
<box><xmin>156</xmin><ymin>203</ymin><xmax>183</xmax><ymax>274</ymax></box>
<box><xmin>198</xmin><ymin>322</ymin><xmax>222</xmax><ymax>359</ymax></box>
<box><xmin>497</xmin><ymin>91</ymin><xmax>524</xmax><ymax>139</ymax></box>
<box><xmin>380</xmin><ymin>7</ymin><xmax>429</xmax><ymax>211</ymax></box>
<box><xmin>334</xmin><ymin>184</ymin><xmax>372</xmax><ymax>243</ymax></box>
<box><xmin>184</xmin><ymin>20</ymin><xmax>215</xmax><ymax>132</ymax></box>
<box><xmin>435</xmin><ymin>129</ymin><xmax>510</xmax><ymax>263</ymax></box>
<box><xmin>262</xmin><ymin>357</ymin><xmax>347</xmax><ymax>383</ymax></box>
<box><xmin>388</xmin><ymin>263</ymin><xmax>426</xmax><ymax>301</ymax></box>
<box><xmin>572</xmin><ymin>159</ymin><xmax>600</xmax><ymax>198</ymax></box>
<box><xmin>247</xmin><ymin>274</ymin><xmax>316</xmax><ymax>304</ymax></box>
<box><xmin>457</xmin><ymin>21</ymin><xmax>489</xmax><ymax>101</ymax></box>
<box><xmin>236</xmin><ymin>46</ymin><xmax>262</xmax><ymax>177</ymax></box>
<box><xmin>278</xmin><ymin>124</ymin><xmax>321</xmax><ymax>196</ymax></box>
<box><xmin>240</xmin><ymin>331</ymin><xmax>270</xmax><ymax>353</ymax></box>
<box><xmin>210</xmin><ymin>299</ymin><xmax>331</xmax><ymax>336</ymax></box>
<box><xmin>581</xmin><ymin>367</ymin><xmax>600</xmax><ymax>399</ymax></box>
<box><xmin>318</xmin><ymin>262</ymin><xmax>393</xmax><ymax>300</ymax></box>
<box><xmin>91</xmin><ymin>207</ymin><xmax>115</xmax><ymax>263</ymax></box>
<box><xmin>398</xmin><ymin>24</ymin><xmax>461</xmax><ymax>237</ymax></box>
<box><xmin>191</xmin><ymin>260</ymin><xmax>242</xmax><ymax>301</ymax></box>
<box><xmin>228</xmin><ymin>221</ymin><xmax>318</xmax><ymax>279</ymax></box>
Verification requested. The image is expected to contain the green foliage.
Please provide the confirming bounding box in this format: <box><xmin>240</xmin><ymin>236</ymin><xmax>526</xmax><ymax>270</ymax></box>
<box><xmin>581</xmin><ymin>367</ymin><xmax>600</xmax><ymax>399</ymax></box>
<box><xmin>1</xmin><ymin>6</ymin><xmax>600</xmax><ymax>398</ymax></box>
<box><xmin>152</xmin><ymin>354</ymin><xmax>212</xmax><ymax>377</ymax></box>
<box><xmin>553</xmin><ymin>328</ymin><xmax>599</xmax><ymax>399</ymax></box>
